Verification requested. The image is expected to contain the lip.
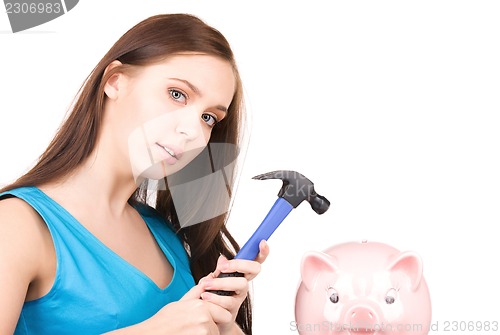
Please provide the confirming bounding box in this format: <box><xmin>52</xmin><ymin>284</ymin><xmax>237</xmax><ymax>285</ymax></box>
<box><xmin>157</xmin><ymin>143</ymin><xmax>184</xmax><ymax>160</ymax></box>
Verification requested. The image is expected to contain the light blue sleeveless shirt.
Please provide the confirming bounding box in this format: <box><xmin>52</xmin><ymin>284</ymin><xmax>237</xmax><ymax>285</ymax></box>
<box><xmin>0</xmin><ymin>187</ymin><xmax>196</xmax><ymax>334</ymax></box>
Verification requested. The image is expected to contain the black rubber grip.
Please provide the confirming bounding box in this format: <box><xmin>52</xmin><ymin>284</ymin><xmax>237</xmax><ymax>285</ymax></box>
<box><xmin>208</xmin><ymin>272</ymin><xmax>244</xmax><ymax>296</ymax></box>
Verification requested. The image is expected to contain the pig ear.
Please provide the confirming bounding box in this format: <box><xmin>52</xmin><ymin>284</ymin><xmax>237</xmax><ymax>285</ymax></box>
<box><xmin>387</xmin><ymin>251</ymin><xmax>423</xmax><ymax>291</ymax></box>
<box><xmin>300</xmin><ymin>251</ymin><xmax>339</xmax><ymax>292</ymax></box>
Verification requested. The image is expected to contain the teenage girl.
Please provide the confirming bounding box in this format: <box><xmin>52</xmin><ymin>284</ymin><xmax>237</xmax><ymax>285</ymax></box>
<box><xmin>0</xmin><ymin>13</ymin><xmax>268</xmax><ymax>335</ymax></box>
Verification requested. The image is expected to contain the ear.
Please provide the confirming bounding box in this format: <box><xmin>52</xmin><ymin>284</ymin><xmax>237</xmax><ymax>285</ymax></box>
<box><xmin>387</xmin><ymin>251</ymin><xmax>424</xmax><ymax>291</ymax></box>
<box><xmin>103</xmin><ymin>60</ymin><xmax>124</xmax><ymax>100</ymax></box>
<box><xmin>300</xmin><ymin>251</ymin><xmax>339</xmax><ymax>292</ymax></box>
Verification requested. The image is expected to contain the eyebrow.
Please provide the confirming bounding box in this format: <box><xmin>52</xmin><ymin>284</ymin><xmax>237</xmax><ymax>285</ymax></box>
<box><xmin>169</xmin><ymin>77</ymin><xmax>228</xmax><ymax>114</ymax></box>
<box><xmin>170</xmin><ymin>78</ymin><xmax>200</xmax><ymax>95</ymax></box>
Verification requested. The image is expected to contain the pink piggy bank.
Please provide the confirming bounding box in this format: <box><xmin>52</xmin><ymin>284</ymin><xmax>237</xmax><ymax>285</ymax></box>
<box><xmin>294</xmin><ymin>241</ymin><xmax>431</xmax><ymax>334</ymax></box>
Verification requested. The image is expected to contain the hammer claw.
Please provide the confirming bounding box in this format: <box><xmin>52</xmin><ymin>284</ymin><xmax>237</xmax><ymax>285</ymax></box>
<box><xmin>213</xmin><ymin>170</ymin><xmax>330</xmax><ymax>295</ymax></box>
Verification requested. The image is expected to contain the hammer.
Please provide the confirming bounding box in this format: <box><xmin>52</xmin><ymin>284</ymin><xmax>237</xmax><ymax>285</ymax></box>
<box><xmin>211</xmin><ymin>170</ymin><xmax>330</xmax><ymax>295</ymax></box>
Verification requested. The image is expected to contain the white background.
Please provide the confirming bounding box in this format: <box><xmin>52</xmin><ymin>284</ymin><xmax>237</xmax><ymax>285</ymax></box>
<box><xmin>1</xmin><ymin>1</ymin><xmax>499</xmax><ymax>334</ymax></box>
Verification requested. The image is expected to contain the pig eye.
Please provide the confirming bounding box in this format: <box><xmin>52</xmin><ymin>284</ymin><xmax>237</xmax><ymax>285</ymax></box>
<box><xmin>327</xmin><ymin>287</ymin><xmax>339</xmax><ymax>303</ymax></box>
<box><xmin>385</xmin><ymin>288</ymin><xmax>397</xmax><ymax>304</ymax></box>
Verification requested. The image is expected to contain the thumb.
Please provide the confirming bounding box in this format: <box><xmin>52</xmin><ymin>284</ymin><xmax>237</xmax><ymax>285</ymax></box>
<box><xmin>180</xmin><ymin>282</ymin><xmax>204</xmax><ymax>301</ymax></box>
<box><xmin>180</xmin><ymin>273</ymin><xmax>214</xmax><ymax>301</ymax></box>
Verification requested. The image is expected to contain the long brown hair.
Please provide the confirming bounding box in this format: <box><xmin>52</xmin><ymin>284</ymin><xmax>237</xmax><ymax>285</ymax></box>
<box><xmin>1</xmin><ymin>14</ymin><xmax>252</xmax><ymax>333</ymax></box>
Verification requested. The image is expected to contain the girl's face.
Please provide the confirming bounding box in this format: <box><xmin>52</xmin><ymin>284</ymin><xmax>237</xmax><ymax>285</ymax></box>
<box><xmin>105</xmin><ymin>54</ymin><xmax>236</xmax><ymax>182</ymax></box>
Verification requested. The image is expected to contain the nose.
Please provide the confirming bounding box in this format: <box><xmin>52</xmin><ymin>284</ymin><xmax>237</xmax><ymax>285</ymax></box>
<box><xmin>175</xmin><ymin>107</ymin><xmax>203</xmax><ymax>141</ymax></box>
<box><xmin>345</xmin><ymin>305</ymin><xmax>379</xmax><ymax>332</ymax></box>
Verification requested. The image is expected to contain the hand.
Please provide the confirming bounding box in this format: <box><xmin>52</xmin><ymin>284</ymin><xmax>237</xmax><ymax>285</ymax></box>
<box><xmin>139</xmin><ymin>276</ymin><xmax>228</xmax><ymax>335</ymax></box>
<box><xmin>200</xmin><ymin>240</ymin><xmax>270</xmax><ymax>334</ymax></box>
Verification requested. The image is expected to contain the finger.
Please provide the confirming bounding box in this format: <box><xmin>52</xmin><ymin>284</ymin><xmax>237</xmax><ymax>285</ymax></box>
<box><xmin>207</xmin><ymin>317</ymin><xmax>220</xmax><ymax>335</ymax></box>
<box><xmin>180</xmin><ymin>273</ymin><xmax>214</xmax><ymax>301</ymax></box>
<box><xmin>213</xmin><ymin>255</ymin><xmax>229</xmax><ymax>277</ymax></box>
<box><xmin>203</xmin><ymin>297</ymin><xmax>234</xmax><ymax>325</ymax></box>
<box><xmin>254</xmin><ymin>239</ymin><xmax>270</xmax><ymax>264</ymax></box>
<box><xmin>180</xmin><ymin>283</ymin><xmax>204</xmax><ymax>301</ymax></box>
<box><xmin>201</xmin><ymin>291</ymin><xmax>241</xmax><ymax>312</ymax></box>
<box><xmin>207</xmin><ymin>275</ymin><xmax>248</xmax><ymax>293</ymax></box>
<box><xmin>219</xmin><ymin>259</ymin><xmax>261</xmax><ymax>281</ymax></box>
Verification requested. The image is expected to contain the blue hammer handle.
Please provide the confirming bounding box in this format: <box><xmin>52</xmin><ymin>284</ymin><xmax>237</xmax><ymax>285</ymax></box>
<box><xmin>210</xmin><ymin>197</ymin><xmax>293</xmax><ymax>296</ymax></box>
<box><xmin>235</xmin><ymin>197</ymin><xmax>293</xmax><ymax>260</ymax></box>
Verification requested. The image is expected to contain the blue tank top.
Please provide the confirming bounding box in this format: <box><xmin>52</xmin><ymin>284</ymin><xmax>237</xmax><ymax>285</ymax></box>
<box><xmin>0</xmin><ymin>187</ymin><xmax>195</xmax><ymax>334</ymax></box>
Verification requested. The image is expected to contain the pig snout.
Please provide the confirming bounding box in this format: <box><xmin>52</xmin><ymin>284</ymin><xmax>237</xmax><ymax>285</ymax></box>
<box><xmin>344</xmin><ymin>305</ymin><xmax>380</xmax><ymax>334</ymax></box>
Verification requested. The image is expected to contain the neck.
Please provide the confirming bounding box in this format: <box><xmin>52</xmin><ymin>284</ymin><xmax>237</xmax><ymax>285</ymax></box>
<box><xmin>41</xmin><ymin>133</ymin><xmax>141</xmax><ymax>219</ymax></box>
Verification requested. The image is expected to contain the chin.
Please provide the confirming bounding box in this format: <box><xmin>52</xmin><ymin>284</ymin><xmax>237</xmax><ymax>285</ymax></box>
<box><xmin>134</xmin><ymin>161</ymin><xmax>186</xmax><ymax>184</ymax></box>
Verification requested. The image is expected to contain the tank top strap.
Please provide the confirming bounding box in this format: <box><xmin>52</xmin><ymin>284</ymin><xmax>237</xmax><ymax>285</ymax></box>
<box><xmin>1</xmin><ymin>186</ymin><xmax>96</xmax><ymax>252</ymax></box>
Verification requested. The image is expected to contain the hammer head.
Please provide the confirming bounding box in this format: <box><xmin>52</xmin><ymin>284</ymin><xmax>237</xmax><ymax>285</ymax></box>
<box><xmin>253</xmin><ymin>170</ymin><xmax>330</xmax><ymax>214</ymax></box>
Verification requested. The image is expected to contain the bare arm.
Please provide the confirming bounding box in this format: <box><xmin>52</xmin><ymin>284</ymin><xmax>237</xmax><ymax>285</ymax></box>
<box><xmin>0</xmin><ymin>198</ymin><xmax>48</xmax><ymax>334</ymax></box>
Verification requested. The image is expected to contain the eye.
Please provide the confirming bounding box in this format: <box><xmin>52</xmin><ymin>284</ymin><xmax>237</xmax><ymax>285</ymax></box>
<box><xmin>326</xmin><ymin>287</ymin><xmax>339</xmax><ymax>304</ymax></box>
<box><xmin>201</xmin><ymin>113</ymin><xmax>218</xmax><ymax>127</ymax></box>
<box><xmin>385</xmin><ymin>288</ymin><xmax>397</xmax><ymax>304</ymax></box>
<box><xmin>168</xmin><ymin>88</ymin><xmax>187</xmax><ymax>104</ymax></box>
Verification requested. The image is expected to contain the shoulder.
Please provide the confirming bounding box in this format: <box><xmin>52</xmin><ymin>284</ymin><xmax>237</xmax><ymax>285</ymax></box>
<box><xmin>0</xmin><ymin>195</ymin><xmax>44</xmax><ymax>231</ymax></box>
<box><xmin>0</xmin><ymin>196</ymin><xmax>49</xmax><ymax>333</ymax></box>
<box><xmin>0</xmin><ymin>194</ymin><xmax>46</xmax><ymax>230</ymax></box>
<box><xmin>0</xmin><ymin>196</ymin><xmax>48</xmax><ymax>275</ymax></box>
